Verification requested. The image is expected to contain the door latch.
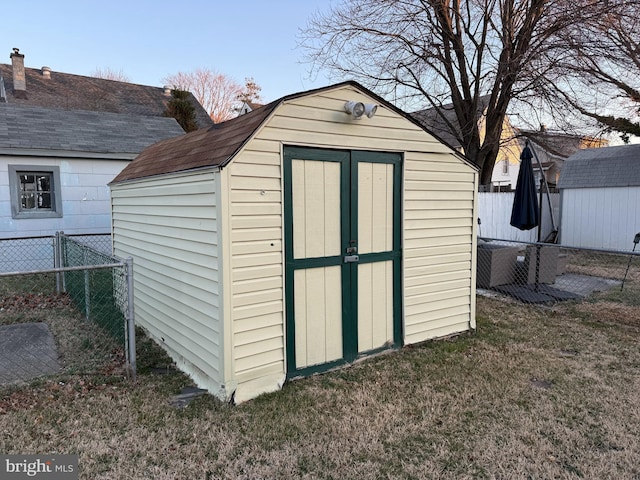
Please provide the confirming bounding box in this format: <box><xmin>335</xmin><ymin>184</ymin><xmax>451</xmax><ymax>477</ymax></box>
<box><xmin>343</xmin><ymin>255</ymin><xmax>360</xmax><ymax>263</ymax></box>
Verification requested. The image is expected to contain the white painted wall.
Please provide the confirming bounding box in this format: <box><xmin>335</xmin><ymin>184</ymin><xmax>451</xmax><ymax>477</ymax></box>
<box><xmin>1</xmin><ymin>155</ymin><xmax>129</xmax><ymax>238</ymax></box>
<box><xmin>560</xmin><ymin>187</ymin><xmax>640</xmax><ymax>251</ymax></box>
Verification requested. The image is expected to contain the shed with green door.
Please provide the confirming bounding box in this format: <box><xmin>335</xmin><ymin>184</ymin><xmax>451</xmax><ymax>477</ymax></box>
<box><xmin>109</xmin><ymin>81</ymin><xmax>478</xmax><ymax>403</ymax></box>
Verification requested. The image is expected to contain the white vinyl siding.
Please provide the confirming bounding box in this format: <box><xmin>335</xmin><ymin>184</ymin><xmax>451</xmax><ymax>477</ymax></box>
<box><xmin>560</xmin><ymin>186</ymin><xmax>640</xmax><ymax>251</ymax></box>
<box><xmin>226</xmin><ymin>85</ymin><xmax>477</xmax><ymax>393</ymax></box>
<box><xmin>111</xmin><ymin>170</ymin><xmax>223</xmax><ymax>394</ymax></box>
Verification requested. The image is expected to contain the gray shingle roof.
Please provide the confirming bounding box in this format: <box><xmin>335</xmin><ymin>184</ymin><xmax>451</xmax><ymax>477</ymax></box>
<box><xmin>0</xmin><ymin>103</ymin><xmax>185</xmax><ymax>155</ymax></box>
<box><xmin>558</xmin><ymin>144</ymin><xmax>640</xmax><ymax>189</ymax></box>
<box><xmin>0</xmin><ymin>63</ymin><xmax>214</xmax><ymax>130</ymax></box>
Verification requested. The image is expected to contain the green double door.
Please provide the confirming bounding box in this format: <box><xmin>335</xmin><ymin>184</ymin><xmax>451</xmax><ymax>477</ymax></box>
<box><xmin>284</xmin><ymin>146</ymin><xmax>402</xmax><ymax>377</ymax></box>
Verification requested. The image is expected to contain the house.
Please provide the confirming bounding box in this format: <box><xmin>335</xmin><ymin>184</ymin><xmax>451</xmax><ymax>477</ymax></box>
<box><xmin>0</xmin><ymin>103</ymin><xmax>184</xmax><ymax>238</ymax></box>
<box><xmin>558</xmin><ymin>144</ymin><xmax>640</xmax><ymax>251</ymax></box>
<box><xmin>518</xmin><ymin>126</ymin><xmax>608</xmax><ymax>189</ymax></box>
<box><xmin>0</xmin><ymin>49</ymin><xmax>212</xmax><ymax>241</ymax></box>
<box><xmin>412</xmin><ymin>97</ymin><xmax>522</xmax><ymax>191</ymax></box>
<box><xmin>413</xmin><ymin>101</ymin><xmax>608</xmax><ymax>192</ymax></box>
<box><xmin>110</xmin><ymin>81</ymin><xmax>479</xmax><ymax>403</ymax></box>
<box><xmin>0</xmin><ymin>49</ymin><xmax>213</xmax><ymax>129</ymax></box>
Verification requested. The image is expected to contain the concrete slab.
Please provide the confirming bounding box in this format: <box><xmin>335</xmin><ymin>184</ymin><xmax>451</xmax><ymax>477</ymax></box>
<box><xmin>0</xmin><ymin>322</ymin><xmax>61</xmax><ymax>385</ymax></box>
<box><xmin>554</xmin><ymin>273</ymin><xmax>621</xmax><ymax>297</ymax></box>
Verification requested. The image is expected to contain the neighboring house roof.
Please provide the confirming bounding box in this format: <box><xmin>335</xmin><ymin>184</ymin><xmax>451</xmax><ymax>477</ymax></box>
<box><xmin>412</xmin><ymin>96</ymin><xmax>491</xmax><ymax>151</ymax></box>
<box><xmin>558</xmin><ymin>144</ymin><xmax>640</xmax><ymax>189</ymax></box>
<box><xmin>0</xmin><ymin>61</ymin><xmax>214</xmax><ymax>130</ymax></box>
<box><xmin>0</xmin><ymin>103</ymin><xmax>185</xmax><ymax>157</ymax></box>
<box><xmin>112</xmin><ymin>81</ymin><xmax>476</xmax><ymax>184</ymax></box>
<box><xmin>518</xmin><ymin>128</ymin><xmax>607</xmax><ymax>160</ymax></box>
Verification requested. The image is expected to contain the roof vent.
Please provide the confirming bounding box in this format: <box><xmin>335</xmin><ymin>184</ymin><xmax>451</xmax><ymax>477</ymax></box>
<box><xmin>163</xmin><ymin>85</ymin><xmax>172</xmax><ymax>96</ymax></box>
<box><xmin>41</xmin><ymin>66</ymin><xmax>51</xmax><ymax>79</ymax></box>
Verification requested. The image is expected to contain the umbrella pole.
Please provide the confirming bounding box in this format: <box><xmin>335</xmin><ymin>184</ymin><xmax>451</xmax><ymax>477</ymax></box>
<box><xmin>530</xmin><ymin>142</ymin><xmax>557</xmax><ymax>234</ymax></box>
<box><xmin>535</xmin><ymin>179</ymin><xmax>543</xmax><ymax>292</ymax></box>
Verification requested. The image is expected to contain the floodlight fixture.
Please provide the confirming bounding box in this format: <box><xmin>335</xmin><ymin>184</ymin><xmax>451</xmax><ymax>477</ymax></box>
<box><xmin>364</xmin><ymin>103</ymin><xmax>378</xmax><ymax>118</ymax></box>
<box><xmin>344</xmin><ymin>101</ymin><xmax>365</xmax><ymax>119</ymax></box>
<box><xmin>344</xmin><ymin>101</ymin><xmax>379</xmax><ymax>120</ymax></box>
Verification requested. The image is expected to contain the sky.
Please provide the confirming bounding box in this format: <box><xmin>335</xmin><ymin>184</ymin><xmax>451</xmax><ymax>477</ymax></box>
<box><xmin>2</xmin><ymin>0</ymin><xmax>337</xmax><ymax>103</ymax></box>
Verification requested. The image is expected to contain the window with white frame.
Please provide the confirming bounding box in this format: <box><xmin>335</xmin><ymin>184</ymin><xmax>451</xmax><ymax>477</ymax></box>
<box><xmin>9</xmin><ymin>165</ymin><xmax>63</xmax><ymax>218</ymax></box>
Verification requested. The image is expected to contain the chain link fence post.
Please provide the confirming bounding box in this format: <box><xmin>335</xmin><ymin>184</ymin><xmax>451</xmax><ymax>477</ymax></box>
<box><xmin>125</xmin><ymin>257</ymin><xmax>136</xmax><ymax>381</ymax></box>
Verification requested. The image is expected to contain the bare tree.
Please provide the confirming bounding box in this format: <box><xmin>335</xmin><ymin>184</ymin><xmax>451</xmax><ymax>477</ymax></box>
<box><xmin>541</xmin><ymin>0</ymin><xmax>640</xmax><ymax>141</ymax></box>
<box><xmin>164</xmin><ymin>69</ymin><xmax>244</xmax><ymax>123</ymax></box>
<box><xmin>91</xmin><ymin>67</ymin><xmax>131</xmax><ymax>83</ymax></box>
<box><xmin>301</xmin><ymin>0</ymin><xmax>618</xmax><ymax>184</ymax></box>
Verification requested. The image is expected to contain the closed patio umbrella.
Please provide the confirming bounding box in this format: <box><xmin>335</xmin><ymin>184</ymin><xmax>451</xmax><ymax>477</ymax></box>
<box><xmin>510</xmin><ymin>144</ymin><xmax>539</xmax><ymax>231</ymax></box>
<box><xmin>494</xmin><ymin>143</ymin><xmax>581</xmax><ymax>303</ymax></box>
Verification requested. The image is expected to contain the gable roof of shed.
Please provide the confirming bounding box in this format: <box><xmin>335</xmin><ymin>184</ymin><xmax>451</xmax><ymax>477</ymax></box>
<box><xmin>112</xmin><ymin>81</ymin><xmax>475</xmax><ymax>184</ymax></box>
<box><xmin>558</xmin><ymin>143</ymin><xmax>640</xmax><ymax>189</ymax></box>
<box><xmin>0</xmin><ymin>63</ymin><xmax>214</xmax><ymax>130</ymax></box>
<box><xmin>0</xmin><ymin>103</ymin><xmax>185</xmax><ymax>156</ymax></box>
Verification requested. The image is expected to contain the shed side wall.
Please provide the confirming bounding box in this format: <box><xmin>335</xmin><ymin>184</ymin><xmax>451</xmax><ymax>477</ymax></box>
<box><xmin>403</xmin><ymin>152</ymin><xmax>476</xmax><ymax>343</ymax></box>
<box><xmin>560</xmin><ymin>186</ymin><xmax>640</xmax><ymax>251</ymax></box>
<box><xmin>111</xmin><ymin>171</ymin><xmax>223</xmax><ymax>395</ymax></box>
<box><xmin>226</xmin><ymin>85</ymin><xmax>476</xmax><ymax>401</ymax></box>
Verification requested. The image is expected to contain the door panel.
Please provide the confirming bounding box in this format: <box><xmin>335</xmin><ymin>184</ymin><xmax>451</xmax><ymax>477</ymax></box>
<box><xmin>358</xmin><ymin>162</ymin><xmax>394</xmax><ymax>254</ymax></box>
<box><xmin>358</xmin><ymin>260</ymin><xmax>394</xmax><ymax>352</ymax></box>
<box><xmin>291</xmin><ymin>159</ymin><xmax>342</xmax><ymax>259</ymax></box>
<box><xmin>294</xmin><ymin>266</ymin><xmax>343</xmax><ymax>368</ymax></box>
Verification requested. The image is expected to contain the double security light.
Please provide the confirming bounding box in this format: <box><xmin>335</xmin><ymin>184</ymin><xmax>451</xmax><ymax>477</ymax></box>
<box><xmin>344</xmin><ymin>101</ymin><xmax>378</xmax><ymax>119</ymax></box>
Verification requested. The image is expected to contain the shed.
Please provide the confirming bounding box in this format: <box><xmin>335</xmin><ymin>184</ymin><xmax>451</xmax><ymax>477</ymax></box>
<box><xmin>558</xmin><ymin>144</ymin><xmax>640</xmax><ymax>251</ymax></box>
<box><xmin>109</xmin><ymin>82</ymin><xmax>479</xmax><ymax>403</ymax></box>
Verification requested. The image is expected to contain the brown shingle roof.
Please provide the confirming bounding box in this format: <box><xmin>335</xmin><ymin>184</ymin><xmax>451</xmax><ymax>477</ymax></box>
<box><xmin>111</xmin><ymin>99</ymin><xmax>279</xmax><ymax>183</ymax></box>
<box><xmin>0</xmin><ymin>63</ymin><xmax>214</xmax><ymax>130</ymax></box>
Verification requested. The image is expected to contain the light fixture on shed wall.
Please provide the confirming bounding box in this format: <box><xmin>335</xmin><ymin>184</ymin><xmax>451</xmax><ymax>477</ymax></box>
<box><xmin>364</xmin><ymin>103</ymin><xmax>377</xmax><ymax>118</ymax></box>
<box><xmin>344</xmin><ymin>101</ymin><xmax>378</xmax><ymax>119</ymax></box>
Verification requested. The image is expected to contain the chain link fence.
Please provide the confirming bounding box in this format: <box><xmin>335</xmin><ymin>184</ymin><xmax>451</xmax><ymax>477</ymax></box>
<box><xmin>0</xmin><ymin>233</ymin><xmax>135</xmax><ymax>389</ymax></box>
<box><xmin>477</xmin><ymin>237</ymin><xmax>640</xmax><ymax>305</ymax></box>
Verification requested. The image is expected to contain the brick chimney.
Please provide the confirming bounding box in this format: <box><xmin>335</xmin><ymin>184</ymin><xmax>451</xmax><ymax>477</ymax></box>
<box><xmin>10</xmin><ymin>48</ymin><xmax>27</xmax><ymax>98</ymax></box>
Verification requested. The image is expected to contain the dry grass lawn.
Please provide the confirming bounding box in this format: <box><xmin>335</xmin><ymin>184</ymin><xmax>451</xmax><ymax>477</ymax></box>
<box><xmin>2</xmin><ymin>282</ymin><xmax>640</xmax><ymax>479</ymax></box>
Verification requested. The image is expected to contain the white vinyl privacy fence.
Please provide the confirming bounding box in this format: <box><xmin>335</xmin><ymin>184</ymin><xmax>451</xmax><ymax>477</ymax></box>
<box><xmin>478</xmin><ymin>192</ymin><xmax>559</xmax><ymax>243</ymax></box>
